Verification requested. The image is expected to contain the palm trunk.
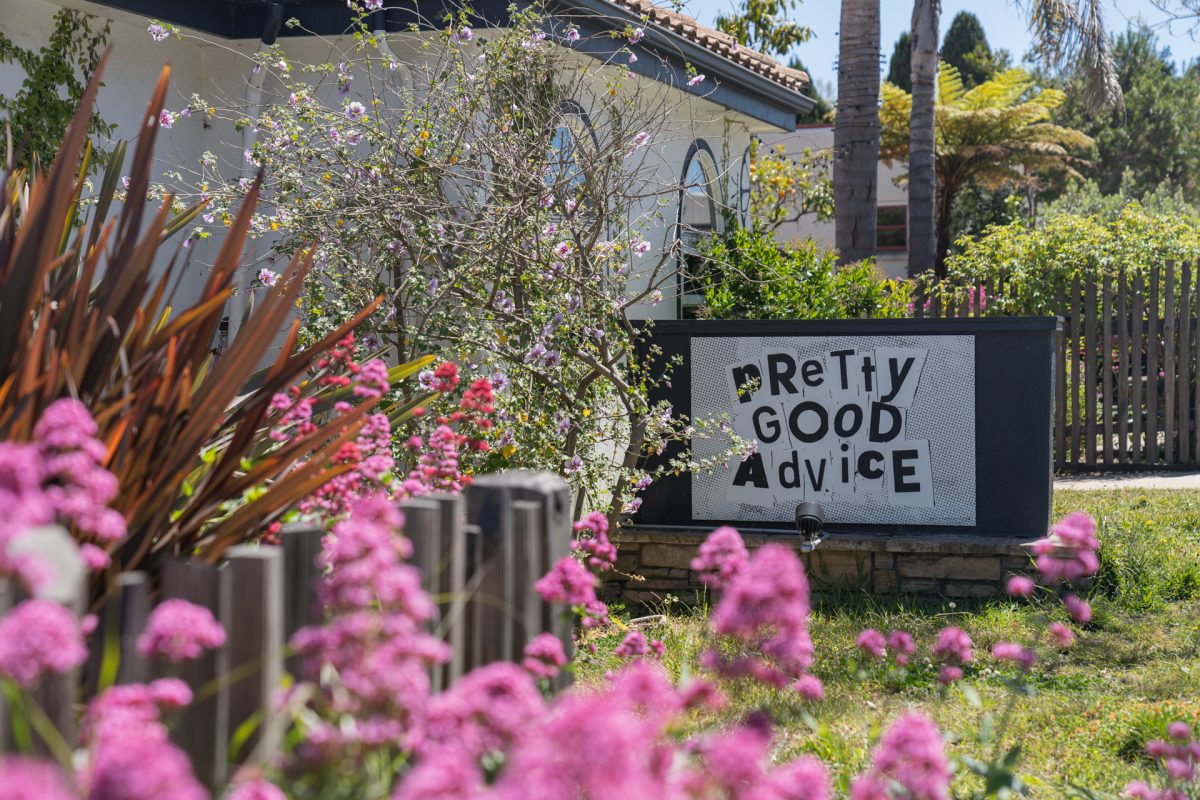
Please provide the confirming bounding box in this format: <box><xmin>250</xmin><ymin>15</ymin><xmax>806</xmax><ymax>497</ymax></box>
<box><xmin>834</xmin><ymin>0</ymin><xmax>881</xmax><ymax>264</ymax></box>
<box><xmin>907</xmin><ymin>0</ymin><xmax>939</xmax><ymax>276</ymax></box>
<box><xmin>934</xmin><ymin>181</ymin><xmax>956</xmax><ymax>277</ymax></box>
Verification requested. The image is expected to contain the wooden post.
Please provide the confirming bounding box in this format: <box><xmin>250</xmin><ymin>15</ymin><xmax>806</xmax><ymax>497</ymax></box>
<box><xmin>1180</xmin><ymin>262</ymin><xmax>1193</xmax><ymax>464</ymax></box>
<box><xmin>1055</xmin><ymin>280</ymin><xmax>1067</xmax><ymax>469</ymax></box>
<box><xmin>1070</xmin><ymin>277</ymin><xmax>1081</xmax><ymax>467</ymax></box>
<box><xmin>1102</xmin><ymin>275</ymin><xmax>1114</xmax><ymax>465</ymax></box>
<box><xmin>432</xmin><ymin>494</ymin><xmax>467</xmax><ymax>686</ymax></box>
<box><xmin>1165</xmin><ymin>262</ymin><xmax>1178</xmax><ymax>463</ymax></box>
<box><xmin>223</xmin><ymin>546</ymin><xmax>284</xmax><ymax>766</ymax></box>
<box><xmin>281</xmin><ymin>524</ymin><xmax>323</xmax><ymax>679</ymax></box>
<box><xmin>398</xmin><ymin>498</ymin><xmax>447</xmax><ymax>691</ymax></box>
<box><xmin>1149</xmin><ymin>265</ymin><xmax>1161</xmax><ymax>463</ymax></box>
<box><xmin>86</xmin><ymin>571</ymin><xmax>153</xmax><ymax>693</ymax></box>
<box><xmin>1132</xmin><ymin>273</ymin><xmax>1145</xmax><ymax>464</ymax></box>
<box><xmin>1084</xmin><ymin>280</ymin><xmax>1098</xmax><ymax>467</ymax></box>
<box><xmin>161</xmin><ymin>558</ymin><xmax>231</xmax><ymax>789</ymax></box>
<box><xmin>1117</xmin><ymin>271</ymin><xmax>1130</xmax><ymax>464</ymax></box>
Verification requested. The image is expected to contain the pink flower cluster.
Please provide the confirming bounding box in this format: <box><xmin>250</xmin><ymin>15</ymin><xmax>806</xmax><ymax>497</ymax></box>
<box><xmin>1</xmin><ymin>399</ymin><xmax>126</xmax><ymax>589</ymax></box>
<box><xmin>522</xmin><ymin>633</ymin><xmax>567</xmax><ymax>680</ymax></box>
<box><xmin>398</xmin><ymin>373</ymin><xmax>495</xmax><ymax>498</ymax></box>
<box><xmin>932</xmin><ymin>626</ymin><xmax>974</xmax><ymax>685</ymax></box>
<box><xmin>700</xmin><ymin>529</ymin><xmax>815</xmax><ymax>691</ymax></box>
<box><xmin>1032</xmin><ymin>511</ymin><xmax>1100</xmax><ymax>583</ymax></box>
<box><xmin>290</xmin><ymin>494</ymin><xmax>450</xmax><ymax>756</ymax></box>
<box><xmin>690</xmin><ymin>525</ymin><xmax>748</xmax><ymax>591</ymax></box>
<box><xmin>0</xmin><ymin>599</ymin><xmax>87</xmax><ymax>688</ymax></box>
<box><xmin>534</xmin><ymin>555</ymin><xmax>609</xmax><ymax>627</ymax></box>
<box><xmin>136</xmin><ymin>598</ymin><xmax>227</xmax><ymax>662</ymax></box>
<box><xmin>1126</xmin><ymin>722</ymin><xmax>1200</xmax><ymax>800</ymax></box>
<box><xmin>851</xmin><ymin>712</ymin><xmax>951</xmax><ymax>800</ymax></box>
<box><xmin>572</xmin><ymin>511</ymin><xmax>616</xmax><ymax>571</ymax></box>
<box><xmin>614</xmin><ymin>630</ymin><xmax>664</xmax><ymax>659</ymax></box>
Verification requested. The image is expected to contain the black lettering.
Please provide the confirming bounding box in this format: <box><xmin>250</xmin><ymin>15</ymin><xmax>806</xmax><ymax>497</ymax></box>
<box><xmin>869</xmin><ymin>402</ymin><xmax>903</xmax><ymax>443</ymax></box>
<box><xmin>788</xmin><ymin>401</ymin><xmax>828</xmax><ymax>443</ymax></box>
<box><xmin>840</xmin><ymin>453</ymin><xmax>851</xmax><ymax>483</ymax></box>
<box><xmin>731</xmin><ymin>363</ymin><xmax>762</xmax><ymax>404</ymax></box>
<box><xmin>800</xmin><ymin>359</ymin><xmax>824</xmax><ymax>387</ymax></box>
<box><xmin>892</xmin><ymin>449</ymin><xmax>921</xmax><ymax>493</ymax></box>
<box><xmin>778</xmin><ymin>451</ymin><xmax>802</xmax><ymax>489</ymax></box>
<box><xmin>766</xmin><ymin>353</ymin><xmax>799</xmax><ymax>396</ymax></box>
<box><xmin>733</xmin><ymin>452</ymin><xmax>769</xmax><ymax>489</ymax></box>
<box><xmin>860</xmin><ymin>356</ymin><xmax>876</xmax><ymax>393</ymax></box>
<box><xmin>857</xmin><ymin>450</ymin><xmax>884</xmax><ymax>479</ymax></box>
<box><xmin>830</xmin><ymin>349</ymin><xmax>855</xmax><ymax>390</ymax></box>
<box><xmin>804</xmin><ymin>458</ymin><xmax>827</xmax><ymax>491</ymax></box>
<box><xmin>752</xmin><ymin>406</ymin><xmax>781</xmax><ymax>444</ymax></box>
<box><xmin>834</xmin><ymin>404</ymin><xmax>864</xmax><ymax>438</ymax></box>
<box><xmin>881</xmin><ymin>357</ymin><xmax>916</xmax><ymax>403</ymax></box>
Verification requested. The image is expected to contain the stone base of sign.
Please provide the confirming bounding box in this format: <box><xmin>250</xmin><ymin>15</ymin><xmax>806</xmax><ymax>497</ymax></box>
<box><xmin>605</xmin><ymin>529</ymin><xmax>1036</xmax><ymax>605</ymax></box>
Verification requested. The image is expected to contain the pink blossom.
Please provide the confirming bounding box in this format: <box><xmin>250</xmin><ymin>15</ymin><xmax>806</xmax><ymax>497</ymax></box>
<box><xmin>691</xmin><ymin>525</ymin><xmax>749</xmax><ymax>590</ymax></box>
<box><xmin>535</xmin><ymin>556</ymin><xmax>597</xmax><ymax>607</ymax></box>
<box><xmin>0</xmin><ymin>599</ymin><xmax>86</xmax><ymax>688</ymax></box>
<box><xmin>354</xmin><ymin>358</ymin><xmax>390</xmax><ymax>399</ymax></box>
<box><xmin>614</xmin><ymin>630</ymin><xmax>662</xmax><ymax>659</ymax></box>
<box><xmin>392</xmin><ymin>746</ymin><xmax>482</xmax><ymax>799</ymax></box>
<box><xmin>158</xmin><ymin>109</ymin><xmax>175</xmax><ymax>128</ymax></box>
<box><xmin>0</xmin><ymin>756</ymin><xmax>76</xmax><ymax>800</ymax></box>
<box><xmin>705</xmin><ymin>543</ymin><xmax>813</xmax><ymax>687</ymax></box>
<box><xmin>522</xmin><ymin>633</ymin><xmax>567</xmax><ymax>680</ymax></box>
<box><xmin>992</xmin><ymin>641</ymin><xmax>1036</xmax><ymax>669</ymax></box>
<box><xmin>573</xmin><ymin>511</ymin><xmax>616</xmax><ymax>570</ymax></box>
<box><xmin>1169</xmin><ymin>722</ymin><xmax>1193</xmax><ymax>741</ymax></box>
<box><xmin>937</xmin><ymin>665</ymin><xmax>963</xmax><ymax>685</ymax></box>
<box><xmin>767</xmin><ymin>754</ymin><xmax>831</xmax><ymax>800</ymax></box>
<box><xmin>137</xmin><ymin>599</ymin><xmax>226</xmax><ymax>662</ymax></box>
<box><xmin>1048</xmin><ymin>621</ymin><xmax>1075</xmax><ymax>648</ymax></box>
<box><xmin>856</xmin><ymin>628</ymin><xmax>886</xmax><ymax>659</ymax></box>
<box><xmin>858</xmin><ymin>712</ymin><xmax>951</xmax><ymax>800</ymax></box>
<box><xmin>228</xmin><ymin>777</ymin><xmax>288</xmax><ymax>800</ymax></box>
<box><xmin>932</xmin><ymin>626</ymin><xmax>973</xmax><ymax>665</ymax></box>
<box><xmin>795</xmin><ymin>674</ymin><xmax>825</xmax><ymax>700</ymax></box>
<box><xmin>81</xmin><ymin>543</ymin><xmax>111</xmax><ymax>570</ymax></box>
<box><xmin>85</xmin><ymin>734</ymin><xmax>207</xmax><ymax>800</ymax></box>
<box><xmin>257</xmin><ymin>268</ymin><xmax>279</xmax><ymax>287</ymax></box>
<box><xmin>688</xmin><ymin>73</ymin><xmax>707</xmax><ymax>86</ymax></box>
<box><xmin>423</xmin><ymin>662</ymin><xmax>544</xmax><ymax>759</ymax></box>
<box><xmin>1032</xmin><ymin>512</ymin><xmax>1100</xmax><ymax>583</ymax></box>
<box><xmin>1063</xmin><ymin>593</ymin><xmax>1092</xmax><ymax>623</ymax></box>
<box><xmin>887</xmin><ymin>630</ymin><xmax>916</xmax><ymax>665</ymax></box>
<box><xmin>1006</xmin><ymin>575</ymin><xmax>1035</xmax><ymax>597</ymax></box>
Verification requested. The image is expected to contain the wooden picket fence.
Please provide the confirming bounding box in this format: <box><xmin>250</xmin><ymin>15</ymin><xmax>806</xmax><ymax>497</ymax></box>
<box><xmin>0</xmin><ymin>472</ymin><xmax>572</xmax><ymax>787</ymax></box>
<box><xmin>915</xmin><ymin>263</ymin><xmax>1200</xmax><ymax>470</ymax></box>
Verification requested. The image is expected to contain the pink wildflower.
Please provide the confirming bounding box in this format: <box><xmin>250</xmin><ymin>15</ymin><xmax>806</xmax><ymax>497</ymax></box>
<box><xmin>0</xmin><ymin>599</ymin><xmax>86</xmax><ymax>688</ymax></box>
<box><xmin>932</xmin><ymin>626</ymin><xmax>973</xmax><ymax>665</ymax></box>
<box><xmin>392</xmin><ymin>746</ymin><xmax>482</xmax><ymax>799</ymax></box>
<box><xmin>137</xmin><ymin>598</ymin><xmax>226</xmax><ymax>662</ymax></box>
<box><xmin>688</xmin><ymin>73</ymin><xmax>706</xmax><ymax>86</ymax></box>
<box><xmin>522</xmin><ymin>633</ymin><xmax>567</xmax><ymax>680</ymax></box>
<box><xmin>535</xmin><ymin>556</ymin><xmax>597</xmax><ymax>606</ymax></box>
<box><xmin>767</xmin><ymin>754</ymin><xmax>831</xmax><ymax>800</ymax></box>
<box><xmin>1006</xmin><ymin>575</ymin><xmax>1035</xmax><ymax>597</ymax></box>
<box><xmin>228</xmin><ymin>777</ymin><xmax>288</xmax><ymax>800</ymax></box>
<box><xmin>614</xmin><ymin>630</ymin><xmax>662</xmax><ymax>659</ymax></box>
<box><xmin>705</xmin><ymin>543</ymin><xmax>813</xmax><ymax>687</ymax></box>
<box><xmin>992</xmin><ymin>641</ymin><xmax>1036</xmax><ymax>670</ymax></box>
<box><xmin>857</xmin><ymin>628</ymin><xmax>886</xmax><ymax>659</ymax></box>
<box><xmin>691</xmin><ymin>525</ymin><xmax>749</xmax><ymax>590</ymax></box>
<box><xmin>0</xmin><ymin>756</ymin><xmax>76</xmax><ymax>800</ymax></box>
<box><xmin>424</xmin><ymin>662</ymin><xmax>546</xmax><ymax>760</ymax></box>
<box><xmin>1048</xmin><ymin>621</ymin><xmax>1075</xmax><ymax>648</ymax></box>
<box><xmin>354</xmin><ymin>358</ymin><xmax>390</xmax><ymax>399</ymax></box>
<box><xmin>85</xmin><ymin>735</ymin><xmax>207</xmax><ymax>800</ymax></box>
<box><xmin>81</xmin><ymin>543</ymin><xmax>111</xmax><ymax>570</ymax></box>
<box><xmin>1063</xmin><ymin>593</ymin><xmax>1092</xmax><ymax>623</ymax></box>
<box><xmin>887</xmin><ymin>630</ymin><xmax>916</xmax><ymax>666</ymax></box>
<box><xmin>795</xmin><ymin>674</ymin><xmax>825</xmax><ymax>700</ymax></box>
<box><xmin>937</xmin><ymin>665</ymin><xmax>963</xmax><ymax>685</ymax></box>
<box><xmin>1032</xmin><ymin>512</ymin><xmax>1100</xmax><ymax>583</ymax></box>
<box><xmin>858</xmin><ymin>712</ymin><xmax>951</xmax><ymax>800</ymax></box>
<box><xmin>1169</xmin><ymin>722</ymin><xmax>1193</xmax><ymax>741</ymax></box>
<box><xmin>573</xmin><ymin>511</ymin><xmax>617</xmax><ymax>571</ymax></box>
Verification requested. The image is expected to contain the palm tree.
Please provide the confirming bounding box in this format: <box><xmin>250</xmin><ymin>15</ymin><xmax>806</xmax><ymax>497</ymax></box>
<box><xmin>879</xmin><ymin>65</ymin><xmax>1094</xmax><ymax>272</ymax></box>
<box><xmin>833</xmin><ymin>0</ymin><xmax>880</xmax><ymax>264</ymax></box>
<box><xmin>1023</xmin><ymin>0</ymin><xmax>1122</xmax><ymax>110</ymax></box>
<box><xmin>906</xmin><ymin>0</ymin><xmax>939</xmax><ymax>275</ymax></box>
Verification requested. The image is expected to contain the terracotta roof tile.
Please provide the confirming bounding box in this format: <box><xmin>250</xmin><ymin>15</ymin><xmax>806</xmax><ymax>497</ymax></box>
<box><xmin>605</xmin><ymin>0</ymin><xmax>809</xmax><ymax>94</ymax></box>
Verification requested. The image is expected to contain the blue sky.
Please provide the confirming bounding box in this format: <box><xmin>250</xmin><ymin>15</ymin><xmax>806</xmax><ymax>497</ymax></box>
<box><xmin>680</xmin><ymin>0</ymin><xmax>1200</xmax><ymax>98</ymax></box>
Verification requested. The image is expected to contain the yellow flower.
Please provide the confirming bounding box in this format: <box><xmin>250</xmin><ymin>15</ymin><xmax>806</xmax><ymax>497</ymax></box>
<box><xmin>582</xmin><ymin>408</ymin><xmax>591</xmax><ymax>418</ymax></box>
<box><xmin>501</xmin><ymin>444</ymin><xmax>517</xmax><ymax>458</ymax></box>
<box><xmin>418</xmin><ymin>130</ymin><xmax>430</xmax><ymax>140</ymax></box>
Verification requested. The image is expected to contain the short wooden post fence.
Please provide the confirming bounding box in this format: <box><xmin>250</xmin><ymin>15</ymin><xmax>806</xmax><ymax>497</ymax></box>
<box><xmin>0</xmin><ymin>471</ymin><xmax>572</xmax><ymax>788</ymax></box>
<box><xmin>918</xmin><ymin>264</ymin><xmax>1200</xmax><ymax>470</ymax></box>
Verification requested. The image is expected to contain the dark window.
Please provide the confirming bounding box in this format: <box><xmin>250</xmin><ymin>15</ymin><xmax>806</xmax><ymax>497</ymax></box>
<box><xmin>877</xmin><ymin>205</ymin><xmax>907</xmax><ymax>251</ymax></box>
<box><xmin>678</xmin><ymin>145</ymin><xmax>719</xmax><ymax>311</ymax></box>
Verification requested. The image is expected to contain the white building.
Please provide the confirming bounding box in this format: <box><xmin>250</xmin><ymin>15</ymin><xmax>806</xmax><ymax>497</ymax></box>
<box><xmin>0</xmin><ymin>0</ymin><xmax>817</xmax><ymax>324</ymax></box>
<box><xmin>759</xmin><ymin>123</ymin><xmax>911</xmax><ymax>279</ymax></box>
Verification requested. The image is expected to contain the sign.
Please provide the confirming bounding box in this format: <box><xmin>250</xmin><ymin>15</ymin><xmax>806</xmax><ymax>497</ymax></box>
<box><xmin>635</xmin><ymin>319</ymin><xmax>1057</xmax><ymax>537</ymax></box>
<box><xmin>693</xmin><ymin>335</ymin><xmax>975</xmax><ymax>526</ymax></box>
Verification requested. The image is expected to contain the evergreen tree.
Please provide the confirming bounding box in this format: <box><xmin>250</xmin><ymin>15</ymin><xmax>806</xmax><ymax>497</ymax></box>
<box><xmin>887</xmin><ymin>31</ymin><xmax>912</xmax><ymax>92</ymax></box>
<box><xmin>941</xmin><ymin>12</ymin><xmax>992</xmax><ymax>88</ymax></box>
<box><xmin>789</xmin><ymin>56</ymin><xmax>832</xmax><ymax>122</ymax></box>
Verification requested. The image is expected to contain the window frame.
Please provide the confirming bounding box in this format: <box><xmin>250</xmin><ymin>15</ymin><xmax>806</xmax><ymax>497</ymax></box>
<box><xmin>876</xmin><ymin>204</ymin><xmax>909</xmax><ymax>252</ymax></box>
<box><xmin>676</xmin><ymin>139</ymin><xmax>721</xmax><ymax>318</ymax></box>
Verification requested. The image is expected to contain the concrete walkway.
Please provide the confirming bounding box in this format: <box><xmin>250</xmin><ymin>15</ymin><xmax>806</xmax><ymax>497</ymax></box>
<box><xmin>1056</xmin><ymin>471</ymin><xmax>1200</xmax><ymax>490</ymax></box>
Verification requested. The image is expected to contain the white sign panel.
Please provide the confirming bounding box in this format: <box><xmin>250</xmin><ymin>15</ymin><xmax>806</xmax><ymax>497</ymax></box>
<box><xmin>691</xmin><ymin>335</ymin><xmax>976</xmax><ymax>526</ymax></box>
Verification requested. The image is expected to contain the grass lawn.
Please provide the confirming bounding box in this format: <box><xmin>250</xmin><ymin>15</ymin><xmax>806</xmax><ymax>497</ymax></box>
<box><xmin>581</xmin><ymin>490</ymin><xmax>1200</xmax><ymax>797</ymax></box>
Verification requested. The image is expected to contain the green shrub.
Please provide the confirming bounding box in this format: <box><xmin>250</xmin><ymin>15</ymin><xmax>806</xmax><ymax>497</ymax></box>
<box><xmin>696</xmin><ymin>226</ymin><xmax>910</xmax><ymax>320</ymax></box>
<box><xmin>929</xmin><ymin>204</ymin><xmax>1200</xmax><ymax>315</ymax></box>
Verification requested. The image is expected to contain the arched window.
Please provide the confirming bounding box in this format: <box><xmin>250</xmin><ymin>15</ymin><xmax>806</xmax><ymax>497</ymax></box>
<box><xmin>677</xmin><ymin>140</ymin><xmax>720</xmax><ymax>317</ymax></box>
<box><xmin>546</xmin><ymin>101</ymin><xmax>596</xmax><ymax>205</ymax></box>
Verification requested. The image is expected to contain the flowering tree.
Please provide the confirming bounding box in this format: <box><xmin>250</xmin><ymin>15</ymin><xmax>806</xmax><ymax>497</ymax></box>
<box><xmin>157</xmin><ymin>4</ymin><xmax>749</xmax><ymax>519</ymax></box>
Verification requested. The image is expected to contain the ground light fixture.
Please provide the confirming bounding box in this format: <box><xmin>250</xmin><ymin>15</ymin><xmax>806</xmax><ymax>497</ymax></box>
<box><xmin>795</xmin><ymin>502</ymin><xmax>824</xmax><ymax>552</ymax></box>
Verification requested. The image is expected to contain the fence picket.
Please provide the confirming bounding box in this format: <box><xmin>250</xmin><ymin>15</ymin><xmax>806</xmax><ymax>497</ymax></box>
<box><xmin>1070</xmin><ymin>277</ymin><xmax>1081</xmax><ymax>467</ymax></box>
<box><xmin>1132</xmin><ymin>274</ymin><xmax>1145</xmax><ymax>464</ymax></box>
<box><xmin>1195</xmin><ymin>261</ymin><xmax>1200</xmax><ymax>461</ymax></box>
<box><xmin>1055</xmin><ymin>280</ymin><xmax>1067</xmax><ymax>469</ymax></box>
<box><xmin>1165</xmin><ymin>262</ymin><xmax>1178</xmax><ymax>463</ymax></box>
<box><xmin>1117</xmin><ymin>270</ymin><xmax>1130</xmax><ymax>463</ymax></box>
<box><xmin>1084</xmin><ymin>280</ymin><xmax>1098</xmax><ymax>467</ymax></box>
<box><xmin>1180</xmin><ymin>262</ymin><xmax>1193</xmax><ymax>464</ymax></box>
<box><xmin>1148</xmin><ymin>265</ymin><xmax>1161</xmax><ymax>463</ymax></box>
<box><xmin>1102</xmin><ymin>276</ymin><xmax>1114</xmax><ymax>465</ymax></box>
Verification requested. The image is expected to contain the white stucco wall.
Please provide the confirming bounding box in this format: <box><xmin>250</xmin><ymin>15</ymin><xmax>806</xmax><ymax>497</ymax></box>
<box><xmin>758</xmin><ymin>124</ymin><xmax>911</xmax><ymax>279</ymax></box>
<box><xmin>0</xmin><ymin>0</ymin><xmax>785</xmax><ymax>324</ymax></box>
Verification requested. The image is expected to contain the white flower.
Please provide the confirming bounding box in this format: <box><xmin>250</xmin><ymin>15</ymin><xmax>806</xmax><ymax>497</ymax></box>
<box><xmin>632</xmin><ymin>239</ymin><xmax>652</xmax><ymax>256</ymax></box>
<box><xmin>566</xmin><ymin>28</ymin><xmax>580</xmax><ymax>43</ymax></box>
<box><xmin>158</xmin><ymin>110</ymin><xmax>176</xmax><ymax>129</ymax></box>
<box><xmin>345</xmin><ymin>101</ymin><xmax>366</xmax><ymax>119</ymax></box>
<box><xmin>147</xmin><ymin>22</ymin><xmax>168</xmax><ymax>42</ymax></box>
<box><xmin>629</xmin><ymin>27</ymin><xmax>644</xmax><ymax>44</ymax></box>
<box><xmin>688</xmin><ymin>74</ymin><xmax>706</xmax><ymax>87</ymax></box>
<box><xmin>257</xmin><ymin>269</ymin><xmax>280</xmax><ymax>287</ymax></box>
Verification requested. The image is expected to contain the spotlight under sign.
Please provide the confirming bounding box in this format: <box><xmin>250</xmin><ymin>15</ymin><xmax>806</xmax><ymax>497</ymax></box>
<box><xmin>634</xmin><ymin>318</ymin><xmax>1057</xmax><ymax>539</ymax></box>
